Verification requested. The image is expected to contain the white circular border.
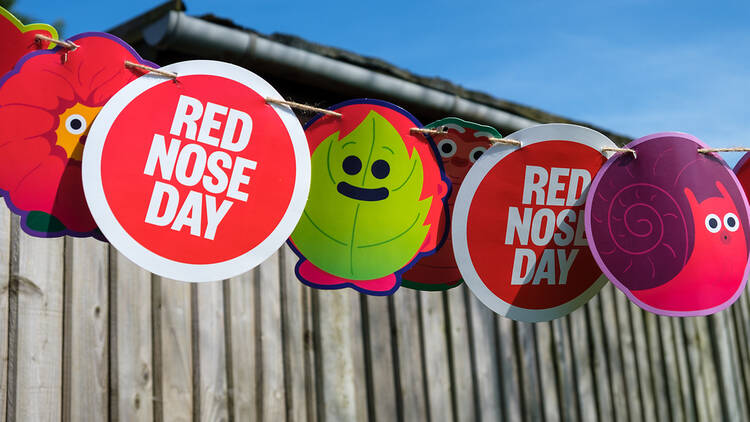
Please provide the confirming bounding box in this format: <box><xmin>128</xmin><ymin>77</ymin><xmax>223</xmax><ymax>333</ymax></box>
<box><xmin>452</xmin><ymin>123</ymin><xmax>616</xmax><ymax>322</ymax></box>
<box><xmin>83</xmin><ymin>60</ymin><xmax>311</xmax><ymax>282</ymax></box>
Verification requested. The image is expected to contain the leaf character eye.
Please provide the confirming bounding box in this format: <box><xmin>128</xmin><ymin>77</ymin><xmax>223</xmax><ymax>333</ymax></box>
<box><xmin>437</xmin><ymin>139</ymin><xmax>456</xmax><ymax>158</ymax></box>
<box><xmin>371</xmin><ymin>159</ymin><xmax>390</xmax><ymax>179</ymax></box>
<box><xmin>724</xmin><ymin>212</ymin><xmax>739</xmax><ymax>232</ymax></box>
<box><xmin>469</xmin><ymin>146</ymin><xmax>487</xmax><ymax>163</ymax></box>
<box><xmin>65</xmin><ymin>114</ymin><xmax>87</xmax><ymax>135</ymax></box>
<box><xmin>342</xmin><ymin>155</ymin><xmax>362</xmax><ymax>175</ymax></box>
<box><xmin>705</xmin><ymin>213</ymin><xmax>721</xmax><ymax>233</ymax></box>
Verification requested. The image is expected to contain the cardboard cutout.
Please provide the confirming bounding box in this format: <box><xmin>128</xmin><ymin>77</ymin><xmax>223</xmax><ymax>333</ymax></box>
<box><xmin>289</xmin><ymin>99</ymin><xmax>449</xmax><ymax>295</ymax></box>
<box><xmin>83</xmin><ymin>60</ymin><xmax>310</xmax><ymax>282</ymax></box>
<box><xmin>0</xmin><ymin>32</ymin><xmax>154</xmax><ymax>238</ymax></box>
<box><xmin>587</xmin><ymin>132</ymin><xmax>750</xmax><ymax>316</ymax></box>
<box><xmin>402</xmin><ymin>117</ymin><xmax>499</xmax><ymax>291</ymax></box>
<box><xmin>0</xmin><ymin>6</ymin><xmax>57</xmax><ymax>77</ymax></box>
<box><xmin>453</xmin><ymin>124</ymin><xmax>614</xmax><ymax>322</ymax></box>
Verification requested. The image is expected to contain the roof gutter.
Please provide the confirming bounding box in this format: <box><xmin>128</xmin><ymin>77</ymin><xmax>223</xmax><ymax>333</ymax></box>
<box><xmin>142</xmin><ymin>11</ymin><xmax>538</xmax><ymax>132</ymax></box>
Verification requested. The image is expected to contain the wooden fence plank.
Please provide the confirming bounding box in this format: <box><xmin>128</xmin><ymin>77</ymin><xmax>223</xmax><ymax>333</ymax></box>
<box><xmin>0</xmin><ymin>206</ymin><xmax>10</xmax><ymax>422</ymax></box>
<box><xmin>644</xmin><ymin>312</ymin><xmax>669</xmax><ymax>421</ymax></box>
<box><xmin>157</xmin><ymin>278</ymin><xmax>192</xmax><ymax>422</ymax></box>
<box><xmin>535</xmin><ymin>321</ymin><xmax>560</xmax><ymax>422</ymax></box>
<box><xmin>363</xmin><ymin>295</ymin><xmax>397</xmax><ymax>422</ymax></box>
<box><xmin>613</xmin><ymin>289</ymin><xmax>641</xmax><ymax>422</ymax></box>
<box><xmin>226</xmin><ymin>271</ymin><xmax>257</xmax><ymax>421</ymax></box>
<box><xmin>467</xmin><ymin>294</ymin><xmax>503</xmax><ymax>421</ymax></box>
<box><xmin>392</xmin><ymin>288</ymin><xmax>428</xmax><ymax>421</ymax></box>
<box><xmin>628</xmin><ymin>304</ymin><xmax>657</xmax><ymax>422</ymax></box>
<box><xmin>64</xmin><ymin>237</ymin><xmax>109</xmax><ymax>421</ymax></box>
<box><xmin>598</xmin><ymin>285</ymin><xmax>628</xmax><ymax>422</ymax></box>
<box><xmin>693</xmin><ymin>317</ymin><xmax>722</xmax><ymax>421</ymax></box>
<box><xmin>111</xmin><ymin>251</ymin><xmax>153</xmax><ymax>422</ymax></box>
<box><xmin>552</xmin><ymin>316</ymin><xmax>578</xmax><ymax>422</ymax></box>
<box><xmin>656</xmin><ymin>315</ymin><xmax>685</xmax><ymax>422</ymax></box>
<box><xmin>445</xmin><ymin>286</ymin><xmax>477</xmax><ymax>422</ymax></box>
<box><xmin>585</xmin><ymin>295</ymin><xmax>613</xmax><ymax>421</ymax></box>
<box><xmin>258</xmin><ymin>252</ymin><xmax>287</xmax><ymax>421</ymax></box>
<box><xmin>731</xmin><ymin>293</ymin><xmax>750</xmax><ymax>408</ymax></box>
<box><xmin>570</xmin><ymin>308</ymin><xmax>596</xmax><ymax>422</ymax></box>
<box><xmin>709</xmin><ymin>312</ymin><xmax>744</xmax><ymax>421</ymax></box>
<box><xmin>419</xmin><ymin>291</ymin><xmax>454</xmax><ymax>422</ymax></box>
<box><xmin>317</xmin><ymin>289</ymin><xmax>367</xmax><ymax>422</ymax></box>
<box><xmin>13</xmin><ymin>232</ymin><xmax>64</xmax><ymax>421</ymax></box>
<box><xmin>280</xmin><ymin>245</ymin><xmax>314</xmax><ymax>422</ymax></box>
<box><xmin>516</xmin><ymin>322</ymin><xmax>542</xmax><ymax>421</ymax></box>
<box><xmin>197</xmin><ymin>282</ymin><xmax>229</xmax><ymax>421</ymax></box>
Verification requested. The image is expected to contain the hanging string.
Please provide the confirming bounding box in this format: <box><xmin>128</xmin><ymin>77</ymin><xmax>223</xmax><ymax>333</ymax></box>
<box><xmin>488</xmin><ymin>137</ymin><xmax>522</xmax><ymax>147</ymax></box>
<box><xmin>124</xmin><ymin>60</ymin><xmax>178</xmax><ymax>79</ymax></box>
<box><xmin>410</xmin><ymin>127</ymin><xmax>447</xmax><ymax>136</ymax></box>
<box><xmin>602</xmin><ymin>146</ymin><xmax>637</xmax><ymax>159</ymax></box>
<box><xmin>698</xmin><ymin>147</ymin><xmax>750</xmax><ymax>154</ymax></box>
<box><xmin>35</xmin><ymin>34</ymin><xmax>78</xmax><ymax>50</ymax></box>
<box><xmin>265</xmin><ymin>98</ymin><xmax>342</xmax><ymax>117</ymax></box>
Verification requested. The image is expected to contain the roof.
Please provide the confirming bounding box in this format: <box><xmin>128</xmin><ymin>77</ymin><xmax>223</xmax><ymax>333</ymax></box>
<box><xmin>109</xmin><ymin>1</ymin><xmax>630</xmax><ymax>145</ymax></box>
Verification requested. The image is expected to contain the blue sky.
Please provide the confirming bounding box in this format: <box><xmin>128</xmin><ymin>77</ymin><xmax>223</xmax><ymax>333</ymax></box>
<box><xmin>13</xmin><ymin>1</ymin><xmax>750</xmax><ymax>165</ymax></box>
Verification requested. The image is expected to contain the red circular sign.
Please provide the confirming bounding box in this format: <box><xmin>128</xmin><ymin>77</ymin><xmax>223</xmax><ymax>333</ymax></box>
<box><xmin>452</xmin><ymin>124</ymin><xmax>614</xmax><ymax>322</ymax></box>
<box><xmin>84</xmin><ymin>60</ymin><xmax>310</xmax><ymax>281</ymax></box>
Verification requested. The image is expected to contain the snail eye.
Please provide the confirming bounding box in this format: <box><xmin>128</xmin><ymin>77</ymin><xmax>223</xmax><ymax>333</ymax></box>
<box><xmin>371</xmin><ymin>159</ymin><xmax>390</xmax><ymax>179</ymax></box>
<box><xmin>724</xmin><ymin>212</ymin><xmax>739</xmax><ymax>232</ymax></box>
<box><xmin>65</xmin><ymin>114</ymin><xmax>87</xmax><ymax>135</ymax></box>
<box><xmin>705</xmin><ymin>213</ymin><xmax>721</xmax><ymax>233</ymax></box>
<box><xmin>437</xmin><ymin>139</ymin><xmax>457</xmax><ymax>158</ymax></box>
<box><xmin>342</xmin><ymin>155</ymin><xmax>362</xmax><ymax>175</ymax></box>
<box><xmin>469</xmin><ymin>146</ymin><xmax>487</xmax><ymax>163</ymax></box>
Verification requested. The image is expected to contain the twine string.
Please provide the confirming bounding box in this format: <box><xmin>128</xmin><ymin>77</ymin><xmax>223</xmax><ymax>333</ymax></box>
<box><xmin>602</xmin><ymin>146</ymin><xmax>637</xmax><ymax>159</ymax></box>
<box><xmin>410</xmin><ymin>127</ymin><xmax>448</xmax><ymax>136</ymax></box>
<box><xmin>488</xmin><ymin>137</ymin><xmax>522</xmax><ymax>147</ymax></box>
<box><xmin>35</xmin><ymin>34</ymin><xmax>78</xmax><ymax>50</ymax></box>
<box><xmin>698</xmin><ymin>147</ymin><xmax>750</xmax><ymax>154</ymax></box>
<box><xmin>265</xmin><ymin>98</ymin><xmax>342</xmax><ymax>117</ymax></box>
<box><xmin>124</xmin><ymin>60</ymin><xmax>178</xmax><ymax>79</ymax></box>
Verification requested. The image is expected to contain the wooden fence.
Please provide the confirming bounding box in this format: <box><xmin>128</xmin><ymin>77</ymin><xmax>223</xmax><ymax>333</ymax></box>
<box><xmin>0</xmin><ymin>200</ymin><xmax>749</xmax><ymax>421</ymax></box>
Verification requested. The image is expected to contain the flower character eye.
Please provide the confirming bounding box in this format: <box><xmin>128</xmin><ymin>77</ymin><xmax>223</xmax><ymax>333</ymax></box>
<box><xmin>705</xmin><ymin>213</ymin><xmax>721</xmax><ymax>233</ymax></box>
<box><xmin>724</xmin><ymin>212</ymin><xmax>739</xmax><ymax>232</ymax></box>
<box><xmin>65</xmin><ymin>114</ymin><xmax>87</xmax><ymax>135</ymax></box>
<box><xmin>371</xmin><ymin>159</ymin><xmax>390</xmax><ymax>179</ymax></box>
<box><xmin>469</xmin><ymin>146</ymin><xmax>487</xmax><ymax>163</ymax></box>
<box><xmin>437</xmin><ymin>138</ymin><xmax>457</xmax><ymax>158</ymax></box>
<box><xmin>342</xmin><ymin>155</ymin><xmax>362</xmax><ymax>175</ymax></box>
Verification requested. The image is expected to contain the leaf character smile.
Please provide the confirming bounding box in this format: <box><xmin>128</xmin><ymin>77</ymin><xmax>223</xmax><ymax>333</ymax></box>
<box><xmin>337</xmin><ymin>182</ymin><xmax>389</xmax><ymax>201</ymax></box>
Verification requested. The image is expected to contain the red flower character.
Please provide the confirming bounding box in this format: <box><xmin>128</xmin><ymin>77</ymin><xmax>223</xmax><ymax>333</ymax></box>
<box><xmin>0</xmin><ymin>6</ymin><xmax>57</xmax><ymax>77</ymax></box>
<box><xmin>0</xmin><ymin>32</ymin><xmax>155</xmax><ymax>237</ymax></box>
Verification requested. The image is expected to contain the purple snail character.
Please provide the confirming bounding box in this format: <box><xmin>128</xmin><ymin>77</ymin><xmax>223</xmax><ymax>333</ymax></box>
<box><xmin>585</xmin><ymin>132</ymin><xmax>750</xmax><ymax>316</ymax></box>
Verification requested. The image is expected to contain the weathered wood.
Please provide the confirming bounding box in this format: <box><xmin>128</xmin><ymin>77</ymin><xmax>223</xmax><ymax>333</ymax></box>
<box><xmin>552</xmin><ymin>316</ymin><xmax>579</xmax><ymax>422</ymax></box>
<box><xmin>316</xmin><ymin>289</ymin><xmax>367</xmax><ymax>421</ymax></box>
<box><xmin>63</xmin><ymin>237</ymin><xmax>109</xmax><ymax>421</ymax></box>
<box><xmin>613</xmin><ymin>289</ymin><xmax>642</xmax><ymax>421</ymax></box>
<box><xmin>628</xmin><ymin>304</ymin><xmax>657</xmax><ymax>422</ymax></box>
<box><xmin>226</xmin><ymin>271</ymin><xmax>257</xmax><ymax>421</ymax></box>
<box><xmin>156</xmin><ymin>278</ymin><xmax>192</xmax><ymax>422</ymax></box>
<box><xmin>258</xmin><ymin>252</ymin><xmax>287</xmax><ymax>421</ymax></box>
<box><xmin>0</xmin><ymin>206</ymin><xmax>10</xmax><ymax>422</ymax></box>
<box><xmin>516</xmin><ymin>321</ymin><xmax>542</xmax><ymax>421</ymax></box>
<box><xmin>445</xmin><ymin>286</ymin><xmax>477</xmax><ymax>422</ymax></box>
<box><xmin>598</xmin><ymin>285</ymin><xmax>628</xmax><ymax>421</ymax></box>
<box><xmin>569</xmin><ymin>308</ymin><xmax>596</xmax><ymax>422</ymax></box>
<box><xmin>693</xmin><ymin>317</ymin><xmax>722</xmax><ymax>420</ymax></box>
<box><xmin>731</xmin><ymin>293</ymin><xmax>750</xmax><ymax>409</ymax></box>
<box><xmin>585</xmin><ymin>295</ymin><xmax>613</xmax><ymax>421</ymax></box>
<box><xmin>419</xmin><ymin>290</ymin><xmax>454</xmax><ymax>422</ymax></box>
<box><xmin>363</xmin><ymin>295</ymin><xmax>397</xmax><ymax>422</ymax></box>
<box><xmin>13</xmin><ymin>232</ymin><xmax>64</xmax><ymax>421</ymax></box>
<box><xmin>643</xmin><ymin>312</ymin><xmax>669</xmax><ymax>422</ymax></box>
<box><xmin>197</xmin><ymin>282</ymin><xmax>230</xmax><ymax>421</ymax></box>
<box><xmin>279</xmin><ymin>245</ymin><xmax>314</xmax><ymax>422</ymax></box>
<box><xmin>391</xmin><ymin>288</ymin><xmax>428</xmax><ymax>421</ymax></box>
<box><xmin>656</xmin><ymin>315</ymin><xmax>685</xmax><ymax>422</ymax></box>
<box><xmin>468</xmin><ymin>294</ymin><xmax>503</xmax><ymax>421</ymax></box>
<box><xmin>534</xmin><ymin>321</ymin><xmax>560</xmax><ymax>422</ymax></box>
<box><xmin>111</xmin><ymin>251</ymin><xmax>153</xmax><ymax>422</ymax></box>
<box><xmin>708</xmin><ymin>311</ymin><xmax>744</xmax><ymax>421</ymax></box>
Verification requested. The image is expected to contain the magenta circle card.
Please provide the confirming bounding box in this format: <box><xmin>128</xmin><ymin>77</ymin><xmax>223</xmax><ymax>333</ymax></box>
<box><xmin>585</xmin><ymin>132</ymin><xmax>750</xmax><ymax>316</ymax></box>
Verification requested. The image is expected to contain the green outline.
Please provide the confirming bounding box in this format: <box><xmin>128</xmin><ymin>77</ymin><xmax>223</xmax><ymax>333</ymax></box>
<box><xmin>425</xmin><ymin>117</ymin><xmax>502</xmax><ymax>138</ymax></box>
<box><xmin>0</xmin><ymin>6</ymin><xmax>59</xmax><ymax>49</ymax></box>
